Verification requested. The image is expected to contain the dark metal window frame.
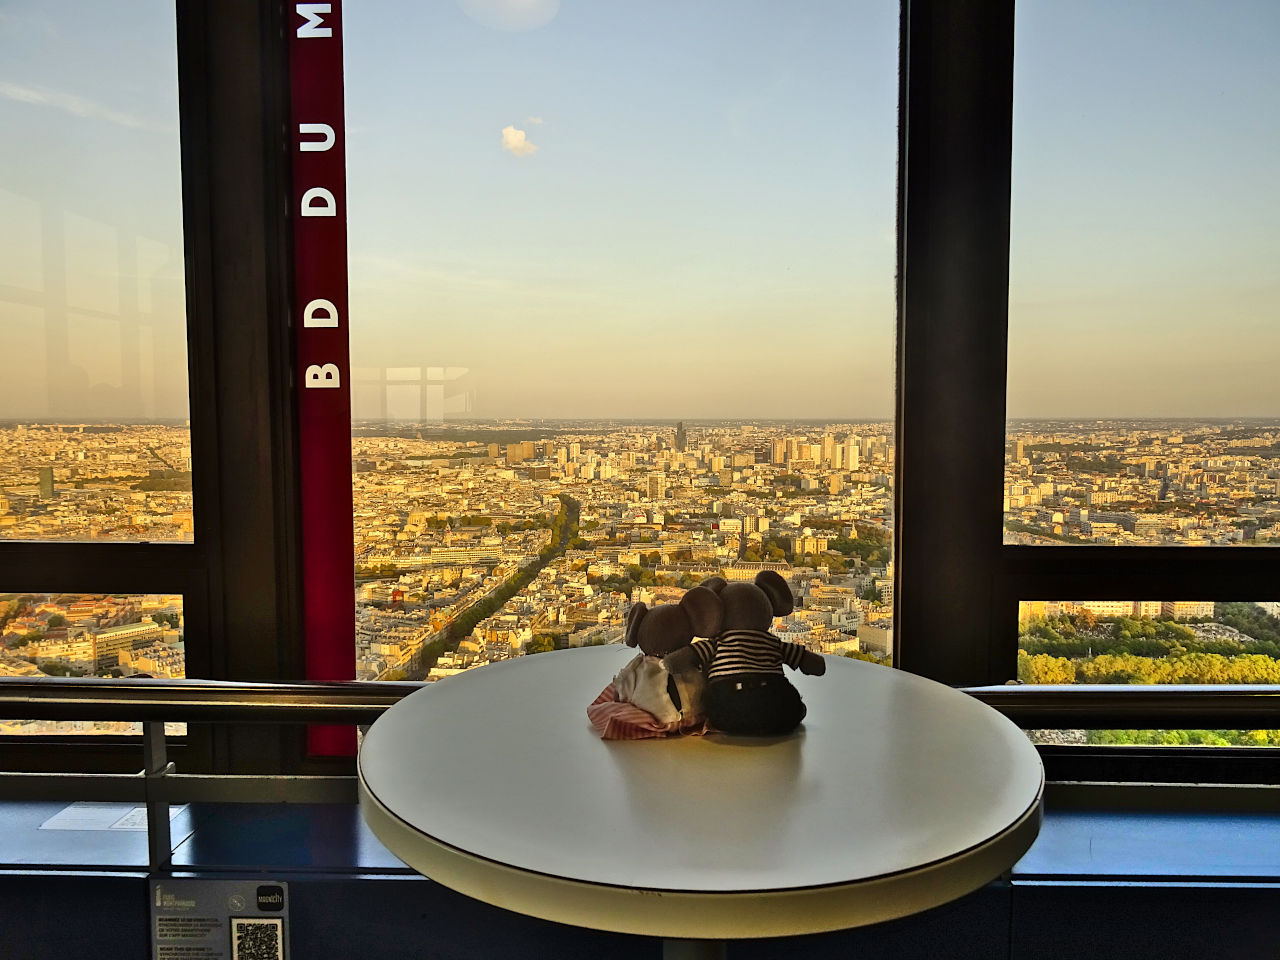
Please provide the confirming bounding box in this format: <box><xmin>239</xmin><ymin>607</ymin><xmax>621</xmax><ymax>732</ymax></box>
<box><xmin>0</xmin><ymin>0</ymin><xmax>306</xmax><ymax>775</ymax></box>
<box><xmin>2</xmin><ymin>0</ymin><xmax>1276</xmax><ymax>782</ymax></box>
<box><xmin>895</xmin><ymin>0</ymin><xmax>1280</xmax><ymax>781</ymax></box>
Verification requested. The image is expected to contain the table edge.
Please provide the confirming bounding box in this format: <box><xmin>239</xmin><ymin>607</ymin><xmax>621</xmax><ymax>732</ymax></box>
<box><xmin>358</xmin><ymin>769</ymin><xmax>1044</xmax><ymax>938</ymax></box>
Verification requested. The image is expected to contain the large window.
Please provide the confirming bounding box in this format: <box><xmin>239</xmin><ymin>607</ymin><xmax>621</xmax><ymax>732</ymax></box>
<box><xmin>1005</xmin><ymin>0</ymin><xmax>1279</xmax><ymax>548</ymax></box>
<box><xmin>0</xmin><ymin>1</ymin><xmax>1276</xmax><ymax>780</ymax></box>
<box><xmin>345</xmin><ymin>0</ymin><xmax>899</xmax><ymax>681</ymax></box>
<box><xmin>990</xmin><ymin>1</ymin><xmax>1280</xmax><ymax>756</ymax></box>
<box><xmin>0</xmin><ymin>1</ymin><xmax>295</xmax><ymax>771</ymax></box>
<box><xmin>0</xmin><ymin>0</ymin><xmax>193</xmax><ymax>543</ymax></box>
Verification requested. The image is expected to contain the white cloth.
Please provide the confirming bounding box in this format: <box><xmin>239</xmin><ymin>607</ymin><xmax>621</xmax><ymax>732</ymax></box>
<box><xmin>611</xmin><ymin>654</ymin><xmax>681</xmax><ymax>726</ymax></box>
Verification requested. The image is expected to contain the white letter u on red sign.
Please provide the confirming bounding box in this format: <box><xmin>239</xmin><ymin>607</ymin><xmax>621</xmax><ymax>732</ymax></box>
<box><xmin>299</xmin><ymin>123</ymin><xmax>335</xmax><ymax>152</ymax></box>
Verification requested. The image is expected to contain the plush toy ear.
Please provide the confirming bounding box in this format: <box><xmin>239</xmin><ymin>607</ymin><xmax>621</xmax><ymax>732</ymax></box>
<box><xmin>679</xmin><ymin>586</ymin><xmax>723</xmax><ymax>638</ymax></box>
<box><xmin>754</xmin><ymin>571</ymin><xmax>794</xmax><ymax>616</ymax></box>
<box><xmin>624</xmin><ymin>602</ymin><xmax>648</xmax><ymax>647</ymax></box>
<box><xmin>698</xmin><ymin>576</ymin><xmax>728</xmax><ymax>595</ymax></box>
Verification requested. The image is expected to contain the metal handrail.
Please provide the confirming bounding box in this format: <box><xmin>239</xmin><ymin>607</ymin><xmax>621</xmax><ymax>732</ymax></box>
<box><xmin>2</xmin><ymin>675</ymin><xmax>1280</xmax><ymax>729</ymax></box>
<box><xmin>0</xmin><ymin>676</ymin><xmax>423</xmax><ymax>724</ymax></box>
<box><xmin>965</xmin><ymin>684</ymin><xmax>1280</xmax><ymax>729</ymax></box>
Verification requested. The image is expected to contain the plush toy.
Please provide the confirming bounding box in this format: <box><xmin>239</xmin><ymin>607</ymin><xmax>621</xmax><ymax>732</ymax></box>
<box><xmin>663</xmin><ymin>572</ymin><xmax>825</xmax><ymax>736</ymax></box>
<box><xmin>586</xmin><ymin>585</ymin><xmax>722</xmax><ymax>740</ymax></box>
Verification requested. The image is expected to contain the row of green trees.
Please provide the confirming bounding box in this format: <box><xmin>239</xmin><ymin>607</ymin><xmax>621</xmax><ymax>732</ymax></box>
<box><xmin>1021</xmin><ymin>608</ymin><xmax>1280</xmax><ymax>662</ymax></box>
<box><xmin>1019</xmin><ymin>605</ymin><xmax>1280</xmax><ymax>746</ymax></box>
<box><xmin>1087</xmin><ymin>729</ymin><xmax>1280</xmax><ymax>747</ymax></box>
<box><xmin>404</xmin><ymin>495</ymin><xmax>580</xmax><ymax>678</ymax></box>
<box><xmin>591</xmin><ymin>568</ymin><xmax>708</xmax><ymax>597</ymax></box>
<box><xmin>1018</xmin><ymin>650</ymin><xmax>1280</xmax><ymax>685</ymax></box>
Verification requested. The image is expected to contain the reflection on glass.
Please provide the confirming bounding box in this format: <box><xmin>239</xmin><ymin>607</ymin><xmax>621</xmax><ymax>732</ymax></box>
<box><xmin>0</xmin><ymin>592</ymin><xmax>185</xmax><ymax>736</ymax></box>
<box><xmin>1019</xmin><ymin>600</ymin><xmax>1280</xmax><ymax>748</ymax></box>
<box><xmin>1005</xmin><ymin>1</ymin><xmax>1280</xmax><ymax>546</ymax></box>
<box><xmin>0</xmin><ymin>0</ymin><xmax>191</xmax><ymax>542</ymax></box>
<box><xmin>345</xmin><ymin>2</ymin><xmax>899</xmax><ymax>680</ymax></box>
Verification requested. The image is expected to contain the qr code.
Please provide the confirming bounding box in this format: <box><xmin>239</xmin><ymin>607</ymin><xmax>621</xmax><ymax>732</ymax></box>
<box><xmin>231</xmin><ymin>917</ymin><xmax>284</xmax><ymax>960</ymax></box>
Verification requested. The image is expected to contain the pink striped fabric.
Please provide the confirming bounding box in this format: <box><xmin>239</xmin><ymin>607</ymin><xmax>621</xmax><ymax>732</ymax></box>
<box><xmin>587</xmin><ymin>683</ymin><xmax>709</xmax><ymax>740</ymax></box>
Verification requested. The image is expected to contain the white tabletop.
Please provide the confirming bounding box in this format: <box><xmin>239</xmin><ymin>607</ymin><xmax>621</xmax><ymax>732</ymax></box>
<box><xmin>359</xmin><ymin>645</ymin><xmax>1043</xmax><ymax>938</ymax></box>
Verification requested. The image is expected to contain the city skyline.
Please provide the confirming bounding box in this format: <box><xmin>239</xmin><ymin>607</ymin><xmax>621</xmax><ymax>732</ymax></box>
<box><xmin>6</xmin><ymin>412</ymin><xmax>1278</xmax><ymax>746</ymax></box>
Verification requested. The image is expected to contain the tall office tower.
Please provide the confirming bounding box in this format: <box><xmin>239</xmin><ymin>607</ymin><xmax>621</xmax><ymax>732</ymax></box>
<box><xmin>1013</xmin><ymin>440</ymin><xmax>1025</xmax><ymax>462</ymax></box>
<box><xmin>521</xmin><ymin>441</ymin><xmax>536</xmax><ymax>460</ymax></box>
<box><xmin>787</xmin><ymin>437</ymin><xmax>799</xmax><ymax>462</ymax></box>
<box><xmin>822</xmin><ymin>434</ymin><xmax>836</xmax><ymax>467</ymax></box>
<box><xmin>646</xmin><ymin>473</ymin><xmax>668</xmax><ymax>501</ymax></box>
<box><xmin>845</xmin><ymin>437</ymin><xmax>859</xmax><ymax>470</ymax></box>
<box><xmin>772</xmin><ymin>439</ymin><xmax>787</xmax><ymax>465</ymax></box>
<box><xmin>488</xmin><ymin>443</ymin><xmax>500</xmax><ymax>458</ymax></box>
<box><xmin>568</xmin><ymin>442</ymin><xmax>581</xmax><ymax>461</ymax></box>
<box><xmin>505</xmin><ymin>443</ymin><xmax>525</xmax><ymax>465</ymax></box>
<box><xmin>37</xmin><ymin>467</ymin><xmax>55</xmax><ymax>500</ymax></box>
<box><xmin>674</xmin><ymin>421</ymin><xmax>688</xmax><ymax>453</ymax></box>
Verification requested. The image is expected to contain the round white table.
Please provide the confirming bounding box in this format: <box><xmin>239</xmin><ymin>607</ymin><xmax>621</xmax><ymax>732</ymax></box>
<box><xmin>359</xmin><ymin>645</ymin><xmax>1042</xmax><ymax>957</ymax></box>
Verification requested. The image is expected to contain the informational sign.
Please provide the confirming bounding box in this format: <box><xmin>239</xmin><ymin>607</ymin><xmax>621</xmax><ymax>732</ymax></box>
<box><xmin>289</xmin><ymin>1</ymin><xmax>357</xmax><ymax>755</ymax></box>
<box><xmin>41</xmin><ymin>801</ymin><xmax>187</xmax><ymax>831</ymax></box>
<box><xmin>151</xmin><ymin>878</ymin><xmax>289</xmax><ymax>960</ymax></box>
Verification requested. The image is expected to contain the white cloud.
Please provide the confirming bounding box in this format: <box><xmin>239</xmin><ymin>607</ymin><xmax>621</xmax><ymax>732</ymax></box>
<box><xmin>0</xmin><ymin>80</ymin><xmax>151</xmax><ymax>130</ymax></box>
<box><xmin>526</xmin><ymin>115</ymin><xmax>544</xmax><ymax>125</ymax></box>
<box><xmin>501</xmin><ymin>125</ymin><xmax>538</xmax><ymax>157</ymax></box>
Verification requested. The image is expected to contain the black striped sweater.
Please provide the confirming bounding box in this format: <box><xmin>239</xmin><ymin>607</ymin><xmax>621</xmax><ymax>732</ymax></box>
<box><xmin>688</xmin><ymin>629</ymin><xmax>809</xmax><ymax>681</ymax></box>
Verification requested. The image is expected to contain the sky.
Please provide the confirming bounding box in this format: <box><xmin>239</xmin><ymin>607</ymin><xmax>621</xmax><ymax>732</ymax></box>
<box><xmin>0</xmin><ymin>0</ymin><xmax>1275</xmax><ymax>421</ymax></box>
<box><xmin>1007</xmin><ymin>0</ymin><xmax>1280</xmax><ymax>419</ymax></box>
<box><xmin>343</xmin><ymin>0</ymin><xmax>899</xmax><ymax>420</ymax></box>
<box><xmin>0</xmin><ymin>0</ymin><xmax>188</xmax><ymax>421</ymax></box>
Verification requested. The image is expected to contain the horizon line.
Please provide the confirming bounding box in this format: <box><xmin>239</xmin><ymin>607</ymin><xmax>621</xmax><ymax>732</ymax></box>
<box><xmin>7</xmin><ymin>415</ymin><xmax>1280</xmax><ymax>427</ymax></box>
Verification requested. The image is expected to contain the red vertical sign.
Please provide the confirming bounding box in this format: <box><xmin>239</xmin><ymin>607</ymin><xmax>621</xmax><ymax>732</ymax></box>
<box><xmin>289</xmin><ymin>1</ymin><xmax>356</xmax><ymax>755</ymax></box>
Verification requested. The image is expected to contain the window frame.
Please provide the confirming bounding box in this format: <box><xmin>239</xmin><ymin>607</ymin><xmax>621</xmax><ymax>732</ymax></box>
<box><xmin>0</xmin><ymin>0</ymin><xmax>307</xmax><ymax>775</ymax></box>
<box><xmin>895</xmin><ymin>0</ymin><xmax>1280</xmax><ymax>780</ymax></box>
<box><xmin>2</xmin><ymin>0</ymin><xmax>1276</xmax><ymax>781</ymax></box>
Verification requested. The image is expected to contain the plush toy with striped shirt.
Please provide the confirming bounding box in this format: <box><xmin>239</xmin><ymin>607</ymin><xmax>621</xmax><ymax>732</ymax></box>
<box><xmin>586</xmin><ymin>584</ymin><xmax>722</xmax><ymax>739</ymax></box>
<box><xmin>663</xmin><ymin>572</ymin><xmax>825</xmax><ymax>736</ymax></box>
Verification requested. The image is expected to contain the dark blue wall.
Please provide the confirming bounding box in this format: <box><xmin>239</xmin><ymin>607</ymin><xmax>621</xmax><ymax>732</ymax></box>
<box><xmin>4</xmin><ymin>802</ymin><xmax>1280</xmax><ymax>960</ymax></box>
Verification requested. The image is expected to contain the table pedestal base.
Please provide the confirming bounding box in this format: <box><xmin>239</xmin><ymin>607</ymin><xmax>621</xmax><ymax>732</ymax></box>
<box><xmin>663</xmin><ymin>939</ymin><xmax>727</xmax><ymax>960</ymax></box>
